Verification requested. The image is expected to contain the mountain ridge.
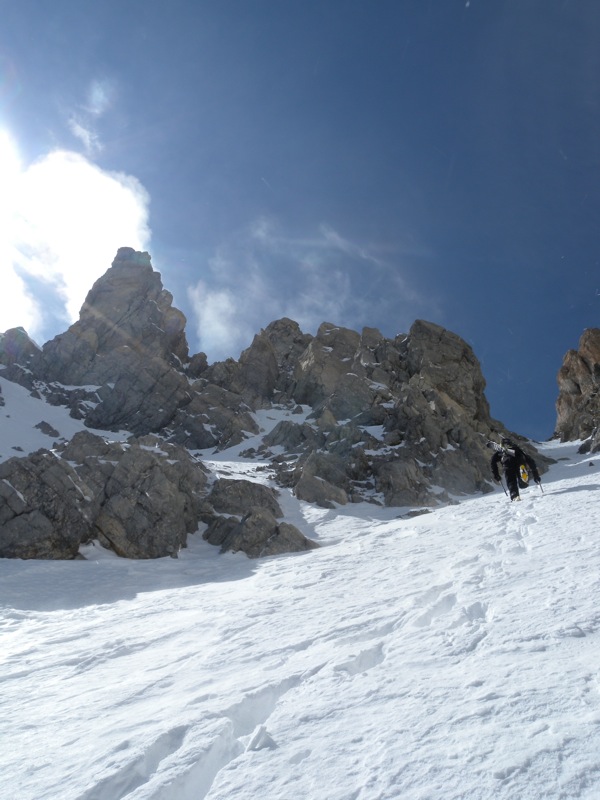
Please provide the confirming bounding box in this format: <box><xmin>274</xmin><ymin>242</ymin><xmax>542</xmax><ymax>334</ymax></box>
<box><xmin>0</xmin><ymin>247</ymin><xmax>592</xmax><ymax>561</ymax></box>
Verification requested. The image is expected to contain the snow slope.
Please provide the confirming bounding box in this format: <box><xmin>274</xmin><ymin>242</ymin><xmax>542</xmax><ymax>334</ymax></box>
<box><xmin>0</xmin><ymin>374</ymin><xmax>128</xmax><ymax>462</ymax></box>
<box><xmin>2</xmin><ymin>376</ymin><xmax>600</xmax><ymax>799</ymax></box>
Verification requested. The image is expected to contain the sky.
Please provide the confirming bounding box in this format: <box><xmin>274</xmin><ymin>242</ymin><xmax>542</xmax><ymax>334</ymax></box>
<box><xmin>2</xmin><ymin>377</ymin><xmax>600</xmax><ymax>799</ymax></box>
<box><xmin>2</xmin><ymin>1</ymin><xmax>600</xmax><ymax>440</ymax></box>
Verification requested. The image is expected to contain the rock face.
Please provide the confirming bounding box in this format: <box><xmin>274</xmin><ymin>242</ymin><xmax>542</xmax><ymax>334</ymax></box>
<box><xmin>555</xmin><ymin>328</ymin><xmax>600</xmax><ymax>452</ymax></box>
<box><xmin>199</xmin><ymin>477</ymin><xmax>318</xmax><ymax>557</ymax></box>
<box><xmin>0</xmin><ymin>327</ymin><xmax>41</xmax><ymax>389</ymax></box>
<box><xmin>0</xmin><ymin>327</ymin><xmax>40</xmax><ymax>367</ymax></box>
<box><xmin>0</xmin><ymin>450</ymin><xmax>93</xmax><ymax>559</ymax></box>
<box><xmin>261</xmin><ymin>318</ymin><xmax>540</xmax><ymax>509</ymax></box>
<box><xmin>0</xmin><ymin>432</ymin><xmax>207</xmax><ymax>559</ymax></box>
<box><xmin>203</xmin><ymin>505</ymin><xmax>317</xmax><ymax>558</ymax></box>
<box><xmin>0</xmin><ymin>247</ymin><xmax>549</xmax><ymax>560</ymax></box>
<box><xmin>35</xmin><ymin>248</ymin><xmax>192</xmax><ymax>434</ymax></box>
<box><xmin>41</xmin><ymin>248</ymin><xmax>189</xmax><ymax>383</ymax></box>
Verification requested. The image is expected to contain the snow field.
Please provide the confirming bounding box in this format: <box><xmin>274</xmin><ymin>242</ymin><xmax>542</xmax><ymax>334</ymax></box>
<box><xmin>2</xmin><ymin>377</ymin><xmax>600</xmax><ymax>798</ymax></box>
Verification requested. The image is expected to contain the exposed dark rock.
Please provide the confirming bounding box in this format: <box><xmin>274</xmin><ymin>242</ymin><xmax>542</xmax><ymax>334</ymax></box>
<box><xmin>203</xmin><ymin>507</ymin><xmax>318</xmax><ymax>558</ymax></box>
<box><xmin>262</xmin><ymin>318</ymin><xmax>313</xmax><ymax>397</ymax></box>
<box><xmin>292</xmin><ymin>323</ymin><xmax>367</xmax><ymax>415</ymax></box>
<box><xmin>262</xmin><ymin>318</ymin><xmax>536</xmax><ymax>507</ymax></box>
<box><xmin>84</xmin><ymin>353</ymin><xmax>191</xmax><ymax>434</ymax></box>
<box><xmin>0</xmin><ymin>431</ymin><xmax>207</xmax><ymax>560</ymax></box>
<box><xmin>295</xmin><ymin>473</ymin><xmax>348</xmax><ymax>508</ymax></box>
<box><xmin>188</xmin><ymin>351</ymin><xmax>209</xmax><ymax>378</ymax></box>
<box><xmin>206</xmin><ymin>478</ymin><xmax>282</xmax><ymax>518</ymax></box>
<box><xmin>556</xmin><ymin>328</ymin><xmax>600</xmax><ymax>449</ymax></box>
<box><xmin>237</xmin><ymin>334</ymin><xmax>279</xmax><ymax>405</ymax></box>
<box><xmin>0</xmin><ymin>450</ymin><xmax>94</xmax><ymax>559</ymax></box>
<box><xmin>34</xmin><ymin>421</ymin><xmax>61</xmax><ymax>438</ymax></box>
<box><xmin>406</xmin><ymin>319</ymin><xmax>490</xmax><ymax>421</ymax></box>
<box><xmin>166</xmin><ymin>382</ymin><xmax>259</xmax><ymax>451</ymax></box>
<box><xmin>0</xmin><ymin>327</ymin><xmax>42</xmax><ymax>389</ymax></box>
<box><xmin>92</xmin><ymin>444</ymin><xmax>202</xmax><ymax>559</ymax></box>
<box><xmin>263</xmin><ymin>420</ymin><xmax>324</xmax><ymax>452</ymax></box>
<box><xmin>0</xmin><ymin>326</ymin><xmax>40</xmax><ymax>367</ymax></box>
<box><xmin>41</xmin><ymin>248</ymin><xmax>189</xmax><ymax>384</ymax></box>
<box><xmin>63</xmin><ymin>432</ymin><xmax>207</xmax><ymax>559</ymax></box>
<box><xmin>33</xmin><ymin>248</ymin><xmax>192</xmax><ymax>434</ymax></box>
<box><xmin>202</xmin><ymin>515</ymin><xmax>238</xmax><ymax>549</ymax></box>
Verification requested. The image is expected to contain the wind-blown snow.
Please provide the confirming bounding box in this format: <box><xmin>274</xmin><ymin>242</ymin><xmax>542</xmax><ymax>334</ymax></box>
<box><xmin>2</xmin><ymin>376</ymin><xmax>600</xmax><ymax>798</ymax></box>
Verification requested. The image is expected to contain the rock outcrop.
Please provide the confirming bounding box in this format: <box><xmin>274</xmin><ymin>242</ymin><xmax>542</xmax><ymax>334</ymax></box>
<box><xmin>198</xmin><ymin>476</ymin><xmax>319</xmax><ymax>556</ymax></box>
<box><xmin>0</xmin><ymin>326</ymin><xmax>40</xmax><ymax>367</ymax></box>
<box><xmin>0</xmin><ymin>247</ymin><xmax>550</xmax><ymax>560</ymax></box>
<box><xmin>264</xmin><ymin>318</ymin><xmax>537</xmax><ymax>508</ymax></box>
<box><xmin>205</xmin><ymin>478</ymin><xmax>283</xmax><ymax>518</ymax></box>
<box><xmin>202</xmin><ymin>506</ymin><xmax>317</xmax><ymax>558</ymax></box>
<box><xmin>0</xmin><ymin>450</ymin><xmax>93</xmax><ymax>559</ymax></box>
<box><xmin>555</xmin><ymin>328</ymin><xmax>600</xmax><ymax>452</ymax></box>
<box><xmin>0</xmin><ymin>327</ymin><xmax>41</xmax><ymax>389</ymax></box>
<box><xmin>40</xmin><ymin>248</ymin><xmax>189</xmax><ymax>383</ymax></box>
<box><xmin>33</xmin><ymin>248</ymin><xmax>192</xmax><ymax>434</ymax></box>
<box><xmin>0</xmin><ymin>431</ymin><xmax>207</xmax><ymax>559</ymax></box>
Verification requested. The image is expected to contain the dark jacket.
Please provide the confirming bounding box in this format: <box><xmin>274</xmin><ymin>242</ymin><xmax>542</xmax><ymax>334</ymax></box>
<box><xmin>489</xmin><ymin>441</ymin><xmax>540</xmax><ymax>485</ymax></box>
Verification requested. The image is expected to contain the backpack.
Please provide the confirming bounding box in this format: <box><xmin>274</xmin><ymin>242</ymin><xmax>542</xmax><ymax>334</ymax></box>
<box><xmin>518</xmin><ymin>463</ymin><xmax>529</xmax><ymax>488</ymax></box>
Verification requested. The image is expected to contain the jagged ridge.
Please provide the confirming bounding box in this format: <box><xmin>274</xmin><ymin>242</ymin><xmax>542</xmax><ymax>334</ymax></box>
<box><xmin>0</xmin><ymin>248</ymin><xmax>550</xmax><ymax>560</ymax></box>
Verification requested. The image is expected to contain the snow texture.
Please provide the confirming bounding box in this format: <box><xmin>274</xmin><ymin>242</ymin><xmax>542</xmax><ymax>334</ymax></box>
<box><xmin>1</xmin><ymin>376</ymin><xmax>600</xmax><ymax>798</ymax></box>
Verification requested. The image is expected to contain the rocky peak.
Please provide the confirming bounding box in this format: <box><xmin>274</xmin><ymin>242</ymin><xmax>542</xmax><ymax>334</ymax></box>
<box><xmin>263</xmin><ymin>318</ymin><xmax>313</xmax><ymax>375</ymax></box>
<box><xmin>39</xmin><ymin>247</ymin><xmax>189</xmax><ymax>387</ymax></box>
<box><xmin>0</xmin><ymin>327</ymin><xmax>41</xmax><ymax>389</ymax></box>
<box><xmin>555</xmin><ymin>327</ymin><xmax>600</xmax><ymax>450</ymax></box>
<box><xmin>0</xmin><ymin>327</ymin><xmax>41</xmax><ymax>366</ymax></box>
<box><xmin>10</xmin><ymin>249</ymin><xmax>198</xmax><ymax>437</ymax></box>
<box><xmin>292</xmin><ymin>322</ymin><xmax>370</xmax><ymax>418</ymax></box>
<box><xmin>406</xmin><ymin>320</ymin><xmax>491</xmax><ymax>423</ymax></box>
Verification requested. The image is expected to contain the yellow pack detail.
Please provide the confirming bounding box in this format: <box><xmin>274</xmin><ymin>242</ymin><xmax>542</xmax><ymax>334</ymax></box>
<box><xmin>519</xmin><ymin>464</ymin><xmax>529</xmax><ymax>483</ymax></box>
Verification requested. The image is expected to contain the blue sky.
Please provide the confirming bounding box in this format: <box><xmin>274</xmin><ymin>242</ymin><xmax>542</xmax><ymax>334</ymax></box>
<box><xmin>1</xmin><ymin>1</ymin><xmax>600</xmax><ymax>440</ymax></box>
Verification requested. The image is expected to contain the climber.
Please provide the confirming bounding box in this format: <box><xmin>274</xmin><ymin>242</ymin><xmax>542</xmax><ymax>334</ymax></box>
<box><xmin>487</xmin><ymin>437</ymin><xmax>541</xmax><ymax>501</ymax></box>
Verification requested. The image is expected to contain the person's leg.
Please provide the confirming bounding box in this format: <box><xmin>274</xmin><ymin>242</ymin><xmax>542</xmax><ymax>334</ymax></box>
<box><xmin>505</xmin><ymin>463</ymin><xmax>520</xmax><ymax>500</ymax></box>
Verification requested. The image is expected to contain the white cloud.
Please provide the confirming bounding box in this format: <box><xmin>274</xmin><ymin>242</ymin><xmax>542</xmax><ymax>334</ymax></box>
<box><xmin>86</xmin><ymin>79</ymin><xmax>114</xmax><ymax>117</ymax></box>
<box><xmin>67</xmin><ymin>77</ymin><xmax>116</xmax><ymax>154</ymax></box>
<box><xmin>319</xmin><ymin>223</ymin><xmax>384</xmax><ymax>266</ymax></box>
<box><xmin>68</xmin><ymin>117</ymin><xmax>101</xmax><ymax>154</ymax></box>
<box><xmin>188</xmin><ymin>281</ymin><xmax>254</xmax><ymax>359</ymax></box>
<box><xmin>188</xmin><ymin>217</ymin><xmax>436</xmax><ymax>362</ymax></box>
<box><xmin>0</xmin><ymin>130</ymin><xmax>150</xmax><ymax>342</ymax></box>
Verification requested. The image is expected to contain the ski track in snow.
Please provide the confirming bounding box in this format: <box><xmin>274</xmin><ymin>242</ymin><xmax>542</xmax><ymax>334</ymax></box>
<box><xmin>2</xmin><ymin>377</ymin><xmax>600</xmax><ymax>798</ymax></box>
